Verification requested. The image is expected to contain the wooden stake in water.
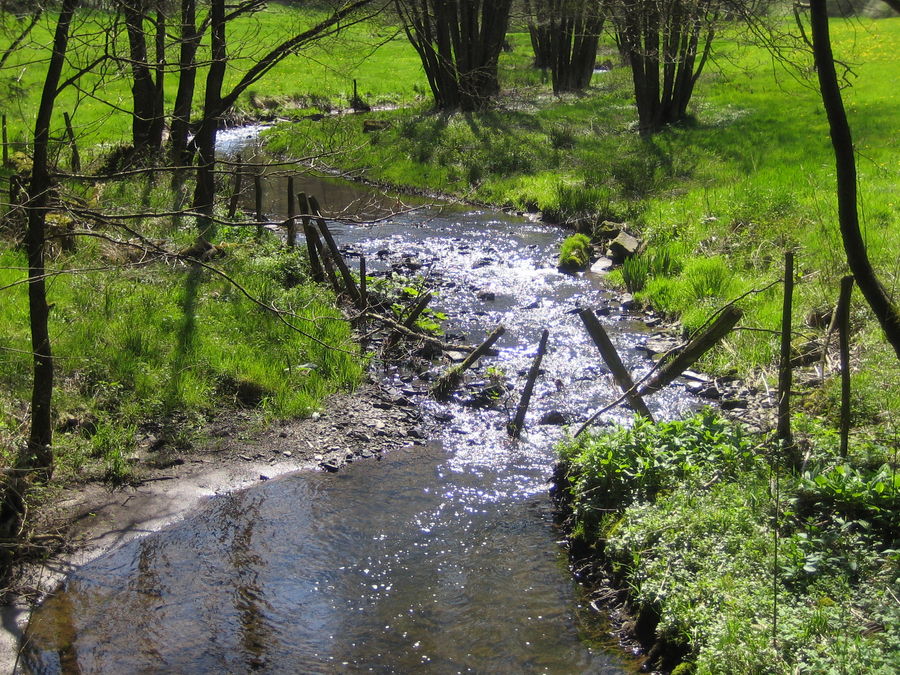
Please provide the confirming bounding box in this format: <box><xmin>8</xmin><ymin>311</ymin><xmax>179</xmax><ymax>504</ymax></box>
<box><xmin>578</xmin><ymin>308</ymin><xmax>653</xmax><ymax>420</ymax></box>
<box><xmin>509</xmin><ymin>329</ymin><xmax>549</xmax><ymax>438</ymax></box>
<box><xmin>254</xmin><ymin>172</ymin><xmax>264</xmax><ymax>239</ymax></box>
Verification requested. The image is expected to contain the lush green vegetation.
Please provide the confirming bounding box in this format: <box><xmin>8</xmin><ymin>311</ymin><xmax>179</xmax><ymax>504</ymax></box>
<box><xmin>557</xmin><ymin>412</ymin><xmax>899</xmax><ymax>673</ymax></box>
<box><xmin>264</xmin><ymin>18</ymin><xmax>900</xmax><ymax>412</ymax></box>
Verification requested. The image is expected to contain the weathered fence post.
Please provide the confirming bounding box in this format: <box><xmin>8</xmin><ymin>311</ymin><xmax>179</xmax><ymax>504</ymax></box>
<box><xmin>254</xmin><ymin>171</ymin><xmax>264</xmax><ymax>238</ymax></box>
<box><xmin>227</xmin><ymin>154</ymin><xmax>243</xmax><ymax>220</ymax></box>
<box><xmin>836</xmin><ymin>275</ymin><xmax>854</xmax><ymax>458</ymax></box>
<box><xmin>307</xmin><ymin>195</ymin><xmax>360</xmax><ymax>304</ymax></box>
<box><xmin>777</xmin><ymin>252</ymin><xmax>796</xmax><ymax>467</ymax></box>
<box><xmin>286</xmin><ymin>175</ymin><xmax>296</xmax><ymax>248</ymax></box>
<box><xmin>359</xmin><ymin>255</ymin><xmax>367</xmax><ymax>311</ymax></box>
<box><xmin>578</xmin><ymin>308</ymin><xmax>653</xmax><ymax>420</ymax></box>
<box><xmin>508</xmin><ymin>329</ymin><xmax>550</xmax><ymax>438</ymax></box>
<box><xmin>63</xmin><ymin>111</ymin><xmax>80</xmax><ymax>173</ymax></box>
<box><xmin>298</xmin><ymin>192</ymin><xmax>324</xmax><ymax>282</ymax></box>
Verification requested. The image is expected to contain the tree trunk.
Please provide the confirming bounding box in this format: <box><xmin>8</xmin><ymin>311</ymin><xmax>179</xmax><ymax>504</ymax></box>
<box><xmin>169</xmin><ymin>0</ymin><xmax>200</xmax><ymax>165</ymax></box>
<box><xmin>123</xmin><ymin>0</ymin><xmax>163</xmax><ymax>153</ymax></box>
<box><xmin>0</xmin><ymin>0</ymin><xmax>79</xmax><ymax>570</ymax></box>
<box><xmin>809</xmin><ymin>0</ymin><xmax>900</xmax><ymax>359</ymax></box>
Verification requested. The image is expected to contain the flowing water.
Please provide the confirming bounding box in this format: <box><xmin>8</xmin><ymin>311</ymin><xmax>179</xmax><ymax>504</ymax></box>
<box><xmin>21</xmin><ymin>130</ymin><xmax>703</xmax><ymax>674</ymax></box>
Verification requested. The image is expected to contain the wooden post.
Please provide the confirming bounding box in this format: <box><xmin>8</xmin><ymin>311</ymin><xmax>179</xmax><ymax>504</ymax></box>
<box><xmin>359</xmin><ymin>255</ymin><xmax>367</xmax><ymax>311</ymax></box>
<box><xmin>299</xmin><ymin>193</ymin><xmax>324</xmax><ymax>282</ymax></box>
<box><xmin>286</xmin><ymin>175</ymin><xmax>296</xmax><ymax>248</ymax></box>
<box><xmin>315</xmin><ymin>238</ymin><xmax>343</xmax><ymax>296</ymax></box>
<box><xmin>509</xmin><ymin>329</ymin><xmax>550</xmax><ymax>438</ymax></box>
<box><xmin>254</xmin><ymin>171</ymin><xmax>264</xmax><ymax>238</ymax></box>
<box><xmin>307</xmin><ymin>195</ymin><xmax>360</xmax><ymax>304</ymax></box>
<box><xmin>2</xmin><ymin>114</ymin><xmax>8</xmax><ymax>167</ymax></box>
<box><xmin>227</xmin><ymin>154</ymin><xmax>243</xmax><ymax>220</ymax></box>
<box><xmin>579</xmin><ymin>308</ymin><xmax>653</xmax><ymax>420</ymax></box>
<box><xmin>638</xmin><ymin>306</ymin><xmax>743</xmax><ymax>396</ymax></box>
<box><xmin>402</xmin><ymin>292</ymin><xmax>432</xmax><ymax>329</ymax></box>
<box><xmin>777</xmin><ymin>252</ymin><xmax>795</xmax><ymax>464</ymax></box>
<box><xmin>63</xmin><ymin>111</ymin><xmax>80</xmax><ymax>173</ymax></box>
<box><xmin>836</xmin><ymin>275</ymin><xmax>854</xmax><ymax>458</ymax></box>
<box><xmin>433</xmin><ymin>325</ymin><xmax>506</xmax><ymax>400</ymax></box>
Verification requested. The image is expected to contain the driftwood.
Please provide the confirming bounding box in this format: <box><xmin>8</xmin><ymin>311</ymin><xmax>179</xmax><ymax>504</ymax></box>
<box><xmin>638</xmin><ymin>306</ymin><xmax>743</xmax><ymax>396</ymax></box>
<box><xmin>306</xmin><ymin>195</ymin><xmax>360</xmax><ymax>304</ymax></box>
<box><xmin>432</xmin><ymin>325</ymin><xmax>506</xmax><ymax>400</ymax></box>
<box><xmin>837</xmin><ymin>275</ymin><xmax>854</xmax><ymax>458</ymax></box>
<box><xmin>508</xmin><ymin>329</ymin><xmax>549</xmax><ymax>438</ymax></box>
<box><xmin>579</xmin><ymin>309</ymin><xmax>653</xmax><ymax>420</ymax></box>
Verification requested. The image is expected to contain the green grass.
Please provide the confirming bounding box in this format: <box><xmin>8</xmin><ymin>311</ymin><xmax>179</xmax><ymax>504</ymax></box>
<box><xmin>0</xmin><ymin>175</ymin><xmax>362</xmax><ymax>482</ymax></box>
<box><xmin>557</xmin><ymin>412</ymin><xmax>899</xmax><ymax>674</ymax></box>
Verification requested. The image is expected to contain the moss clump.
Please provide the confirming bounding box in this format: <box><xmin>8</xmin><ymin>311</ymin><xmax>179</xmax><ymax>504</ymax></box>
<box><xmin>558</xmin><ymin>233</ymin><xmax>592</xmax><ymax>271</ymax></box>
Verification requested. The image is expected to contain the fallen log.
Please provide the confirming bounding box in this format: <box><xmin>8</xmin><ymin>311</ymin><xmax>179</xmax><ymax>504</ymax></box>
<box><xmin>432</xmin><ymin>325</ymin><xmax>505</xmax><ymax>400</ymax></box>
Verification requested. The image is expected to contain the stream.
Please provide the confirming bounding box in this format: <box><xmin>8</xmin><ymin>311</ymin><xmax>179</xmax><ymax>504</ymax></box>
<box><xmin>20</xmin><ymin>128</ymin><xmax>704</xmax><ymax>673</ymax></box>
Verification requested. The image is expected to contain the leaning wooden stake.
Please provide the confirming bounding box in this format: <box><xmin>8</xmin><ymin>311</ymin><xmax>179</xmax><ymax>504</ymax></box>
<box><xmin>777</xmin><ymin>252</ymin><xmax>796</xmax><ymax>466</ymax></box>
<box><xmin>508</xmin><ymin>329</ymin><xmax>550</xmax><ymax>438</ymax></box>
<box><xmin>286</xmin><ymin>175</ymin><xmax>296</xmax><ymax>248</ymax></box>
<box><xmin>315</xmin><ymin>238</ymin><xmax>343</xmax><ymax>296</ymax></box>
<box><xmin>298</xmin><ymin>192</ymin><xmax>324</xmax><ymax>282</ymax></box>
<box><xmin>307</xmin><ymin>195</ymin><xmax>361</xmax><ymax>304</ymax></box>
<box><xmin>402</xmin><ymin>292</ymin><xmax>432</xmax><ymax>329</ymax></box>
<box><xmin>432</xmin><ymin>325</ymin><xmax>506</xmax><ymax>400</ymax></box>
<box><xmin>227</xmin><ymin>154</ymin><xmax>243</xmax><ymax>220</ymax></box>
<box><xmin>639</xmin><ymin>306</ymin><xmax>743</xmax><ymax>396</ymax></box>
<box><xmin>836</xmin><ymin>275</ymin><xmax>854</xmax><ymax>458</ymax></box>
<box><xmin>579</xmin><ymin>309</ymin><xmax>653</xmax><ymax>420</ymax></box>
<box><xmin>62</xmin><ymin>111</ymin><xmax>80</xmax><ymax>173</ymax></box>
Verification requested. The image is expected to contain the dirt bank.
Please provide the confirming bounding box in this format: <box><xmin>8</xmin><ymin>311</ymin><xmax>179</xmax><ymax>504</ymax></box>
<box><xmin>1</xmin><ymin>379</ymin><xmax>426</xmax><ymax>672</ymax></box>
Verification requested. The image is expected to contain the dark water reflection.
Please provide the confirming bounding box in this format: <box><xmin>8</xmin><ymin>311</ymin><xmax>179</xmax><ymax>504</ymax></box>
<box><xmin>22</xmin><ymin>146</ymin><xmax>702</xmax><ymax>674</ymax></box>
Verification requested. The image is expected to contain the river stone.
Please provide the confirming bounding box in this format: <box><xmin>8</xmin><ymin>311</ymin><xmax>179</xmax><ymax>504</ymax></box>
<box><xmin>477</xmin><ymin>289</ymin><xmax>496</xmax><ymax>301</ymax></box>
<box><xmin>608</xmin><ymin>231</ymin><xmax>640</xmax><ymax>262</ymax></box>
<box><xmin>595</xmin><ymin>221</ymin><xmax>623</xmax><ymax>241</ymax></box>
<box><xmin>540</xmin><ymin>410</ymin><xmax>569</xmax><ymax>425</ymax></box>
<box><xmin>620</xmin><ymin>294</ymin><xmax>638</xmax><ymax>311</ymax></box>
<box><xmin>589</xmin><ymin>256</ymin><xmax>614</xmax><ymax>274</ymax></box>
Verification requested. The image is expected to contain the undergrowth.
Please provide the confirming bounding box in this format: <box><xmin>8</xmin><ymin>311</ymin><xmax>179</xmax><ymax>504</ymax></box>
<box><xmin>557</xmin><ymin>411</ymin><xmax>899</xmax><ymax>674</ymax></box>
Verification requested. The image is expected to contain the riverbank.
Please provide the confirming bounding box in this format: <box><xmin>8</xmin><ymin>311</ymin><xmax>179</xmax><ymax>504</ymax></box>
<box><xmin>553</xmin><ymin>412</ymin><xmax>900</xmax><ymax>674</ymax></box>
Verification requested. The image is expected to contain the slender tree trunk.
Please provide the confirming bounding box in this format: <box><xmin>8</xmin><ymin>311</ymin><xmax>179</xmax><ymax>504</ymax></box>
<box><xmin>0</xmin><ymin>0</ymin><xmax>79</xmax><ymax>569</ymax></box>
<box><xmin>123</xmin><ymin>0</ymin><xmax>162</xmax><ymax>153</ymax></box>
<box><xmin>170</xmin><ymin>0</ymin><xmax>200</xmax><ymax>165</ymax></box>
<box><xmin>809</xmin><ymin>0</ymin><xmax>900</xmax><ymax>359</ymax></box>
<box><xmin>192</xmin><ymin>0</ymin><xmax>226</xmax><ymax>240</ymax></box>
